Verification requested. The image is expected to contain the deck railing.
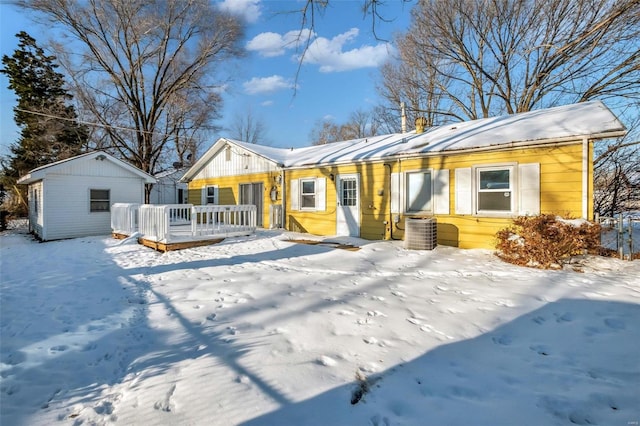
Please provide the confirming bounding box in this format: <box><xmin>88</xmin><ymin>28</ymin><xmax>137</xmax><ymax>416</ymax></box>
<box><xmin>127</xmin><ymin>203</ymin><xmax>256</xmax><ymax>243</ymax></box>
<box><xmin>111</xmin><ymin>203</ymin><xmax>140</xmax><ymax>235</ymax></box>
<box><xmin>192</xmin><ymin>205</ymin><xmax>257</xmax><ymax>237</ymax></box>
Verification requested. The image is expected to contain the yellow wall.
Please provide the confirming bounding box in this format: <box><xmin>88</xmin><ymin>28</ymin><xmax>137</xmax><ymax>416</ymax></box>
<box><xmin>188</xmin><ymin>171</ymin><xmax>283</xmax><ymax>228</ymax></box>
<box><xmin>286</xmin><ymin>164</ymin><xmax>390</xmax><ymax>240</ymax></box>
<box><xmin>286</xmin><ymin>142</ymin><xmax>591</xmax><ymax>249</ymax></box>
<box><xmin>187</xmin><ymin>141</ymin><xmax>591</xmax><ymax>250</ymax></box>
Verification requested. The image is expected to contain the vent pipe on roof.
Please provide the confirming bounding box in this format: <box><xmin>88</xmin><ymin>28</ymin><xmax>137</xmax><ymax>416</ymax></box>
<box><xmin>400</xmin><ymin>101</ymin><xmax>406</xmax><ymax>133</ymax></box>
<box><xmin>415</xmin><ymin>117</ymin><xmax>427</xmax><ymax>134</ymax></box>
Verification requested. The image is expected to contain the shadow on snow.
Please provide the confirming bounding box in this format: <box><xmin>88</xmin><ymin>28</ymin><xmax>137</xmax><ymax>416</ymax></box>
<box><xmin>242</xmin><ymin>298</ymin><xmax>640</xmax><ymax>426</ymax></box>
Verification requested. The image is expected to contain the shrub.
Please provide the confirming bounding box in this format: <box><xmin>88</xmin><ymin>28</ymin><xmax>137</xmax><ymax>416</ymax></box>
<box><xmin>495</xmin><ymin>214</ymin><xmax>601</xmax><ymax>269</ymax></box>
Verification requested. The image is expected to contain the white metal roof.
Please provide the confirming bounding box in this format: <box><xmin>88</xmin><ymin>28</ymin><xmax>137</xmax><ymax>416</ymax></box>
<box><xmin>17</xmin><ymin>151</ymin><xmax>157</xmax><ymax>185</ymax></box>
<box><xmin>182</xmin><ymin>100</ymin><xmax>626</xmax><ymax>180</ymax></box>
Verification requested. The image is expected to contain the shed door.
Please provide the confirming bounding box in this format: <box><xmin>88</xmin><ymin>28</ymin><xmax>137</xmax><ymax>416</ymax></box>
<box><xmin>336</xmin><ymin>174</ymin><xmax>360</xmax><ymax>237</ymax></box>
<box><xmin>240</xmin><ymin>183</ymin><xmax>263</xmax><ymax>227</ymax></box>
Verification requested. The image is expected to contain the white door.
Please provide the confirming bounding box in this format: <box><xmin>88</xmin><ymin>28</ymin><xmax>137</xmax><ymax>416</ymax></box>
<box><xmin>336</xmin><ymin>174</ymin><xmax>360</xmax><ymax>236</ymax></box>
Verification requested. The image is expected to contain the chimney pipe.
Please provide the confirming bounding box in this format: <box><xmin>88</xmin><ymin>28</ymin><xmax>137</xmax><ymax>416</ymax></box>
<box><xmin>400</xmin><ymin>102</ymin><xmax>406</xmax><ymax>133</ymax></box>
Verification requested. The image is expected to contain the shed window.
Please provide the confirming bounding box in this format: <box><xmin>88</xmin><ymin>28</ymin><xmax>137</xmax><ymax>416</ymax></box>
<box><xmin>33</xmin><ymin>188</ymin><xmax>39</xmax><ymax>214</ymax></box>
<box><xmin>301</xmin><ymin>179</ymin><xmax>316</xmax><ymax>209</ymax></box>
<box><xmin>476</xmin><ymin>167</ymin><xmax>513</xmax><ymax>212</ymax></box>
<box><xmin>90</xmin><ymin>189</ymin><xmax>110</xmax><ymax>212</ymax></box>
<box><xmin>406</xmin><ymin>170</ymin><xmax>432</xmax><ymax>213</ymax></box>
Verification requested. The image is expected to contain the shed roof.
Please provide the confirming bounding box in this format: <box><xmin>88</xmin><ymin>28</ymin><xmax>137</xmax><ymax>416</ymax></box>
<box><xmin>183</xmin><ymin>100</ymin><xmax>626</xmax><ymax>180</ymax></box>
<box><xmin>17</xmin><ymin>151</ymin><xmax>156</xmax><ymax>185</ymax></box>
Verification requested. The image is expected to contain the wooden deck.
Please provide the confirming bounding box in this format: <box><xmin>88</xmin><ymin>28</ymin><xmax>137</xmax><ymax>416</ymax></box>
<box><xmin>138</xmin><ymin>236</ymin><xmax>225</xmax><ymax>252</ymax></box>
<box><xmin>113</xmin><ymin>231</ymin><xmax>225</xmax><ymax>252</ymax></box>
<box><xmin>111</xmin><ymin>203</ymin><xmax>257</xmax><ymax>252</ymax></box>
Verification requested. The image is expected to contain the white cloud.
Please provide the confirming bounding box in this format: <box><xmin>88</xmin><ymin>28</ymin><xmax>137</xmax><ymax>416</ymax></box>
<box><xmin>261</xmin><ymin>100</ymin><xmax>274</xmax><ymax>107</ymax></box>
<box><xmin>217</xmin><ymin>0</ymin><xmax>262</xmax><ymax>23</ymax></box>
<box><xmin>243</xmin><ymin>75</ymin><xmax>295</xmax><ymax>95</ymax></box>
<box><xmin>302</xmin><ymin>28</ymin><xmax>394</xmax><ymax>72</ymax></box>
<box><xmin>246</xmin><ymin>29</ymin><xmax>314</xmax><ymax>57</ymax></box>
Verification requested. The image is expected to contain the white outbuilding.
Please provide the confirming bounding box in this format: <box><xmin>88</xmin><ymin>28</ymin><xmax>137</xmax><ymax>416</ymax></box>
<box><xmin>18</xmin><ymin>151</ymin><xmax>155</xmax><ymax>241</ymax></box>
<box><xmin>149</xmin><ymin>167</ymin><xmax>188</xmax><ymax>205</ymax></box>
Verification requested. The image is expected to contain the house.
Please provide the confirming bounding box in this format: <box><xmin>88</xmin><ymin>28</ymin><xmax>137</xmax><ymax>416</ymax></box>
<box><xmin>181</xmin><ymin>101</ymin><xmax>626</xmax><ymax>249</ymax></box>
<box><xmin>18</xmin><ymin>151</ymin><xmax>156</xmax><ymax>241</ymax></box>
<box><xmin>149</xmin><ymin>167</ymin><xmax>189</xmax><ymax>205</ymax></box>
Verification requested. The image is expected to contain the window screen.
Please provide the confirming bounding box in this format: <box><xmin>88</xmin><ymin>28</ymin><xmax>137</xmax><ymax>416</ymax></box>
<box><xmin>90</xmin><ymin>189</ymin><xmax>110</xmax><ymax>212</ymax></box>
<box><xmin>477</xmin><ymin>168</ymin><xmax>512</xmax><ymax>211</ymax></box>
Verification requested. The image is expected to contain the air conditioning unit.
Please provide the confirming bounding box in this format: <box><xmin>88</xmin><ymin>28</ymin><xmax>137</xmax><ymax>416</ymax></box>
<box><xmin>404</xmin><ymin>217</ymin><xmax>437</xmax><ymax>250</ymax></box>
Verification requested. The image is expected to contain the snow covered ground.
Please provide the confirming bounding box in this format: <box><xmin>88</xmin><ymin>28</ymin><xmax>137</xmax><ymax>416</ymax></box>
<box><xmin>1</xmin><ymin>222</ymin><xmax>639</xmax><ymax>426</ymax></box>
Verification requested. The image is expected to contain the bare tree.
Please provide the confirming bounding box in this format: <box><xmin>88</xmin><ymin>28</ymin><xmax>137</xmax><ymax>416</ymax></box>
<box><xmin>309</xmin><ymin>119</ymin><xmax>342</xmax><ymax>145</ymax></box>
<box><xmin>594</xmin><ymin>105</ymin><xmax>640</xmax><ymax>216</ymax></box>
<box><xmin>20</xmin><ymin>0</ymin><xmax>245</xmax><ymax>201</ymax></box>
<box><xmin>379</xmin><ymin>0</ymin><xmax>640</xmax><ymax>122</ymax></box>
<box><xmin>309</xmin><ymin>109</ymin><xmax>381</xmax><ymax>145</ymax></box>
<box><xmin>229</xmin><ymin>107</ymin><xmax>268</xmax><ymax>145</ymax></box>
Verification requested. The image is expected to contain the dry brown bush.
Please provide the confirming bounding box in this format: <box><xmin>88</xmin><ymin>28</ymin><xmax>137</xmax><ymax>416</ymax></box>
<box><xmin>496</xmin><ymin>214</ymin><xmax>602</xmax><ymax>269</ymax></box>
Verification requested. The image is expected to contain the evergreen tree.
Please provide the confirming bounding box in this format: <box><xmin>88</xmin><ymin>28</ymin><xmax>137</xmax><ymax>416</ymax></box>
<box><xmin>1</xmin><ymin>31</ymin><xmax>88</xmax><ymax>176</ymax></box>
<box><xmin>0</xmin><ymin>31</ymin><xmax>88</xmax><ymax>215</ymax></box>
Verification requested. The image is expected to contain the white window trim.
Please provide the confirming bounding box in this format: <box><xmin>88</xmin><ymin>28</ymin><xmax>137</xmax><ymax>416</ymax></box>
<box><xmin>393</xmin><ymin>169</ymin><xmax>449</xmax><ymax>215</ymax></box>
<box><xmin>473</xmin><ymin>163</ymin><xmax>517</xmax><ymax>216</ymax></box>
<box><xmin>290</xmin><ymin>177</ymin><xmax>326</xmax><ymax>212</ymax></box>
<box><xmin>33</xmin><ymin>188</ymin><xmax>39</xmax><ymax>214</ymax></box>
<box><xmin>404</xmin><ymin>168</ymin><xmax>434</xmax><ymax>214</ymax></box>
<box><xmin>299</xmin><ymin>178</ymin><xmax>317</xmax><ymax>211</ymax></box>
<box><xmin>89</xmin><ymin>188</ymin><xmax>110</xmax><ymax>213</ymax></box>
<box><xmin>202</xmin><ymin>185</ymin><xmax>218</xmax><ymax>205</ymax></box>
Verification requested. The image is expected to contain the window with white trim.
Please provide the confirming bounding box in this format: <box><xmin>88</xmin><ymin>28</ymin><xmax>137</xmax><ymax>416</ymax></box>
<box><xmin>300</xmin><ymin>179</ymin><xmax>316</xmax><ymax>209</ymax></box>
<box><xmin>476</xmin><ymin>166</ymin><xmax>514</xmax><ymax>213</ymax></box>
<box><xmin>90</xmin><ymin>189</ymin><xmax>110</xmax><ymax>212</ymax></box>
<box><xmin>33</xmin><ymin>188</ymin><xmax>39</xmax><ymax>214</ymax></box>
<box><xmin>405</xmin><ymin>170</ymin><xmax>432</xmax><ymax>213</ymax></box>
<box><xmin>204</xmin><ymin>186</ymin><xmax>216</xmax><ymax>204</ymax></box>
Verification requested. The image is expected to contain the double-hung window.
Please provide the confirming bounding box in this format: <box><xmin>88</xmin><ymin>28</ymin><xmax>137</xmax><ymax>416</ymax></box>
<box><xmin>290</xmin><ymin>177</ymin><xmax>326</xmax><ymax>211</ymax></box>
<box><xmin>90</xmin><ymin>189</ymin><xmax>110</xmax><ymax>212</ymax></box>
<box><xmin>405</xmin><ymin>170</ymin><xmax>432</xmax><ymax>213</ymax></box>
<box><xmin>300</xmin><ymin>179</ymin><xmax>316</xmax><ymax>209</ymax></box>
<box><xmin>204</xmin><ymin>186</ymin><xmax>216</xmax><ymax>204</ymax></box>
<box><xmin>476</xmin><ymin>166</ymin><xmax>514</xmax><ymax>213</ymax></box>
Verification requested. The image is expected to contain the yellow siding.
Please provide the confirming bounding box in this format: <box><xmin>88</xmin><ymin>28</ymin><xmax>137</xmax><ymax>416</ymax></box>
<box><xmin>286</xmin><ymin>142</ymin><xmax>589</xmax><ymax>249</ymax></box>
<box><xmin>286</xmin><ymin>168</ymin><xmax>337</xmax><ymax>236</ymax></box>
<box><xmin>187</xmin><ymin>140</ymin><xmax>591</xmax><ymax>249</ymax></box>
<box><xmin>188</xmin><ymin>171</ymin><xmax>283</xmax><ymax>228</ymax></box>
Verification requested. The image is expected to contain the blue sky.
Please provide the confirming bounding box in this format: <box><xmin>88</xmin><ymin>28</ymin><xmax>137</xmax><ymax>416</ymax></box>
<box><xmin>0</xmin><ymin>0</ymin><xmax>413</xmax><ymax>157</ymax></box>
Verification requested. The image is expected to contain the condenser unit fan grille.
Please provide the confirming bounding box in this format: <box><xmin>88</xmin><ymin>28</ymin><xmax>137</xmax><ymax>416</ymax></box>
<box><xmin>404</xmin><ymin>217</ymin><xmax>437</xmax><ymax>250</ymax></box>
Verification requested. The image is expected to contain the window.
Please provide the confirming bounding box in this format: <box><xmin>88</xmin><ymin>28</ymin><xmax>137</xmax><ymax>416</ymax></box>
<box><xmin>90</xmin><ymin>189</ymin><xmax>110</xmax><ymax>212</ymax></box>
<box><xmin>33</xmin><ymin>188</ymin><xmax>39</xmax><ymax>214</ymax></box>
<box><xmin>341</xmin><ymin>178</ymin><xmax>357</xmax><ymax>207</ymax></box>
<box><xmin>405</xmin><ymin>170</ymin><xmax>432</xmax><ymax>213</ymax></box>
<box><xmin>300</xmin><ymin>179</ymin><xmax>316</xmax><ymax>209</ymax></box>
<box><xmin>204</xmin><ymin>186</ymin><xmax>216</xmax><ymax>204</ymax></box>
<box><xmin>290</xmin><ymin>178</ymin><xmax>326</xmax><ymax>211</ymax></box>
<box><xmin>476</xmin><ymin>166</ymin><xmax>513</xmax><ymax>212</ymax></box>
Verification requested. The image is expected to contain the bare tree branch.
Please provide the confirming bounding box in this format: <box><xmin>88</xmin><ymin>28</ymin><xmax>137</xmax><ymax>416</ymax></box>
<box><xmin>20</xmin><ymin>0</ymin><xmax>244</xmax><ymax>200</ymax></box>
